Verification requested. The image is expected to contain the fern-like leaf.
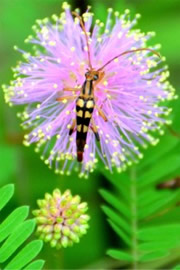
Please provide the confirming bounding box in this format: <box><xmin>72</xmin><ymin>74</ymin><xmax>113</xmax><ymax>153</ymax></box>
<box><xmin>0</xmin><ymin>183</ymin><xmax>45</xmax><ymax>270</ymax></box>
<box><xmin>0</xmin><ymin>206</ymin><xmax>29</xmax><ymax>242</ymax></box>
<box><xmin>107</xmin><ymin>249</ymin><xmax>133</xmax><ymax>262</ymax></box>
<box><xmin>5</xmin><ymin>240</ymin><xmax>43</xmax><ymax>270</ymax></box>
<box><xmin>100</xmin><ymin>131</ymin><xmax>180</xmax><ymax>268</ymax></box>
<box><xmin>24</xmin><ymin>260</ymin><xmax>45</xmax><ymax>270</ymax></box>
<box><xmin>0</xmin><ymin>184</ymin><xmax>14</xmax><ymax>211</ymax></box>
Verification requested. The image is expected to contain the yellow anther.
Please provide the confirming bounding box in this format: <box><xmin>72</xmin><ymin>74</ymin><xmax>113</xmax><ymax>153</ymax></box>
<box><xmin>49</xmin><ymin>41</ymin><xmax>56</xmax><ymax>46</ymax></box>
<box><xmin>53</xmin><ymin>84</ymin><xmax>58</xmax><ymax>89</ymax></box>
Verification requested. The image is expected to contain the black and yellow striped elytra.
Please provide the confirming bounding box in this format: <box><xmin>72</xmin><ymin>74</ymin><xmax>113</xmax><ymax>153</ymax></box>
<box><xmin>76</xmin><ymin>96</ymin><xmax>95</xmax><ymax>162</ymax></box>
<box><xmin>75</xmin><ymin>72</ymin><xmax>99</xmax><ymax>162</ymax></box>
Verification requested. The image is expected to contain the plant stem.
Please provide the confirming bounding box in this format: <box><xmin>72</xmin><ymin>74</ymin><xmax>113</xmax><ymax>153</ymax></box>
<box><xmin>130</xmin><ymin>167</ymin><xmax>138</xmax><ymax>270</ymax></box>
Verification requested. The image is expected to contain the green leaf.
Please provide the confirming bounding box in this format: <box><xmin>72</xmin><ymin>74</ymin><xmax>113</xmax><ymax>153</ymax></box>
<box><xmin>139</xmin><ymin>250</ymin><xmax>169</xmax><ymax>262</ymax></box>
<box><xmin>138</xmin><ymin>224</ymin><xmax>180</xmax><ymax>241</ymax></box>
<box><xmin>101</xmin><ymin>206</ymin><xmax>131</xmax><ymax>234</ymax></box>
<box><xmin>0</xmin><ymin>219</ymin><xmax>36</xmax><ymax>263</ymax></box>
<box><xmin>5</xmin><ymin>240</ymin><xmax>43</xmax><ymax>270</ymax></box>
<box><xmin>101</xmin><ymin>170</ymin><xmax>131</xmax><ymax>202</ymax></box>
<box><xmin>0</xmin><ymin>183</ymin><xmax>44</xmax><ymax>267</ymax></box>
<box><xmin>0</xmin><ymin>184</ymin><xmax>14</xmax><ymax>211</ymax></box>
<box><xmin>23</xmin><ymin>259</ymin><xmax>45</xmax><ymax>270</ymax></box>
<box><xmin>107</xmin><ymin>249</ymin><xmax>133</xmax><ymax>262</ymax></box>
<box><xmin>138</xmin><ymin>189</ymin><xmax>169</xmax><ymax>206</ymax></box>
<box><xmin>102</xmin><ymin>138</ymin><xmax>180</xmax><ymax>266</ymax></box>
<box><xmin>139</xmin><ymin>155</ymin><xmax>180</xmax><ymax>188</ymax></box>
<box><xmin>99</xmin><ymin>189</ymin><xmax>130</xmax><ymax>219</ymax></box>
<box><xmin>0</xmin><ymin>206</ymin><xmax>29</xmax><ymax>242</ymax></box>
<box><xmin>139</xmin><ymin>135</ymin><xmax>179</xmax><ymax>170</ymax></box>
<box><xmin>138</xmin><ymin>191</ymin><xmax>178</xmax><ymax>219</ymax></box>
<box><xmin>107</xmin><ymin>219</ymin><xmax>131</xmax><ymax>246</ymax></box>
<box><xmin>138</xmin><ymin>241</ymin><xmax>179</xmax><ymax>252</ymax></box>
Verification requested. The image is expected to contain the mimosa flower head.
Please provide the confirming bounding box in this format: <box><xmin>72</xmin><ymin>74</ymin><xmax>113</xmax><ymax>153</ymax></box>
<box><xmin>3</xmin><ymin>2</ymin><xmax>175</xmax><ymax>177</ymax></box>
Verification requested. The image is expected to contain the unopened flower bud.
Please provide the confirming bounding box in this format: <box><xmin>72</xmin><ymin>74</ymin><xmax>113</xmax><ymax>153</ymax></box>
<box><xmin>33</xmin><ymin>188</ymin><xmax>90</xmax><ymax>248</ymax></box>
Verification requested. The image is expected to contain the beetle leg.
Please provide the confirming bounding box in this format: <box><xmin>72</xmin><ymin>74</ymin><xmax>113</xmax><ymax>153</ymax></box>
<box><xmin>56</xmin><ymin>95</ymin><xmax>77</xmax><ymax>102</ymax></box>
<box><xmin>91</xmin><ymin>119</ymin><xmax>100</xmax><ymax>141</ymax></box>
<box><xmin>69</xmin><ymin>119</ymin><xmax>76</xmax><ymax>135</ymax></box>
<box><xmin>63</xmin><ymin>86</ymin><xmax>82</xmax><ymax>92</ymax></box>
<box><xmin>95</xmin><ymin>105</ymin><xmax>108</xmax><ymax>122</ymax></box>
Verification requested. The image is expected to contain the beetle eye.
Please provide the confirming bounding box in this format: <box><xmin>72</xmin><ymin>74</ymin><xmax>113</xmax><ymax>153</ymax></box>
<box><xmin>93</xmin><ymin>74</ymin><xmax>98</xmax><ymax>80</ymax></box>
<box><xmin>85</xmin><ymin>72</ymin><xmax>89</xmax><ymax>77</ymax></box>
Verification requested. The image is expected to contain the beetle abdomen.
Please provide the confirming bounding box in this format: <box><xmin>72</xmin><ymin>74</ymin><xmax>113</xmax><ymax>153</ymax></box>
<box><xmin>76</xmin><ymin>96</ymin><xmax>95</xmax><ymax>162</ymax></box>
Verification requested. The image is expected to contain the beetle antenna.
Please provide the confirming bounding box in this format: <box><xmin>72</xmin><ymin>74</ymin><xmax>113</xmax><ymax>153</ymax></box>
<box><xmin>97</xmin><ymin>48</ymin><xmax>161</xmax><ymax>71</ymax></box>
<box><xmin>72</xmin><ymin>11</ymin><xmax>93</xmax><ymax>70</ymax></box>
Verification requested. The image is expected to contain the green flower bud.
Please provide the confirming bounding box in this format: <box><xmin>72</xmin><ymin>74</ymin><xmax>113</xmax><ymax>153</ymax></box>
<box><xmin>72</xmin><ymin>212</ymin><xmax>81</xmax><ymax>219</ymax></box>
<box><xmin>54</xmin><ymin>232</ymin><xmax>61</xmax><ymax>240</ymax></box>
<box><xmin>79</xmin><ymin>218</ymin><xmax>88</xmax><ymax>225</ymax></box>
<box><xmin>53</xmin><ymin>189</ymin><xmax>61</xmax><ymax>199</ymax></box>
<box><xmin>49</xmin><ymin>207</ymin><xmax>58</xmax><ymax>215</ymax></box>
<box><xmin>64</xmin><ymin>209</ymin><xmax>72</xmax><ymax>218</ymax></box>
<box><xmin>71</xmin><ymin>195</ymin><xmax>81</xmax><ymax>204</ymax></box>
<box><xmin>37</xmin><ymin>199</ymin><xmax>47</xmax><ymax>207</ymax></box>
<box><xmin>32</xmin><ymin>209</ymin><xmax>40</xmax><ymax>216</ymax></box>
<box><xmin>66</xmin><ymin>218</ymin><xmax>75</xmax><ymax>225</ymax></box>
<box><xmin>45</xmin><ymin>233</ymin><xmax>53</xmax><ymax>242</ymax></box>
<box><xmin>79</xmin><ymin>225</ymin><xmax>89</xmax><ymax>235</ymax></box>
<box><xmin>37</xmin><ymin>225</ymin><xmax>44</xmax><ymax>233</ymax></box>
<box><xmin>33</xmin><ymin>188</ymin><xmax>90</xmax><ymax>249</ymax></box>
<box><xmin>54</xmin><ymin>224</ymin><xmax>61</xmax><ymax>233</ymax></box>
<box><xmin>47</xmin><ymin>218</ymin><xmax>54</xmax><ymax>225</ymax></box>
<box><xmin>41</xmin><ymin>208</ymin><xmax>49</xmax><ymax>216</ymax></box>
<box><xmin>69</xmin><ymin>204</ymin><xmax>78</xmax><ymax>212</ymax></box>
<box><xmin>69</xmin><ymin>232</ymin><xmax>79</xmax><ymax>243</ymax></box>
<box><xmin>60</xmin><ymin>199</ymin><xmax>68</xmax><ymax>207</ymax></box>
<box><xmin>56</xmin><ymin>217</ymin><xmax>63</xmax><ymax>223</ymax></box>
<box><xmin>81</xmin><ymin>214</ymin><xmax>90</xmax><ymax>221</ymax></box>
<box><xmin>61</xmin><ymin>236</ymin><xmax>68</xmax><ymax>248</ymax></box>
<box><xmin>62</xmin><ymin>226</ymin><xmax>70</xmax><ymax>236</ymax></box>
<box><xmin>78</xmin><ymin>202</ymin><xmax>88</xmax><ymax>209</ymax></box>
<box><xmin>71</xmin><ymin>225</ymin><xmax>80</xmax><ymax>233</ymax></box>
<box><xmin>43</xmin><ymin>225</ymin><xmax>53</xmax><ymax>233</ymax></box>
<box><xmin>50</xmin><ymin>239</ymin><xmax>58</xmax><ymax>248</ymax></box>
<box><xmin>45</xmin><ymin>193</ymin><xmax>52</xmax><ymax>200</ymax></box>
<box><xmin>36</xmin><ymin>217</ymin><xmax>47</xmax><ymax>224</ymax></box>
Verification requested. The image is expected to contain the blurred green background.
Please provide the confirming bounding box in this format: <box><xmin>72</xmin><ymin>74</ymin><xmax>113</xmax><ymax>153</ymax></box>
<box><xmin>0</xmin><ymin>0</ymin><xmax>180</xmax><ymax>269</ymax></box>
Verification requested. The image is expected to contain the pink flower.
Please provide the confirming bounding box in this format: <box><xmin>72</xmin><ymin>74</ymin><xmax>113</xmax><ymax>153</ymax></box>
<box><xmin>3</xmin><ymin>2</ymin><xmax>175</xmax><ymax>176</ymax></box>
